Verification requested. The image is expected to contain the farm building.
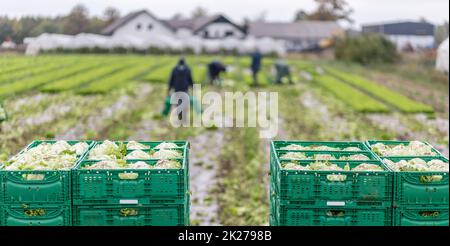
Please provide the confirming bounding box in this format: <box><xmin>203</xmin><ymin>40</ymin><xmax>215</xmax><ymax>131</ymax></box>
<box><xmin>101</xmin><ymin>10</ymin><xmax>176</xmax><ymax>43</ymax></box>
<box><xmin>247</xmin><ymin>21</ymin><xmax>343</xmax><ymax>52</ymax></box>
<box><xmin>164</xmin><ymin>15</ymin><xmax>246</xmax><ymax>39</ymax></box>
<box><xmin>24</xmin><ymin>9</ymin><xmax>344</xmax><ymax>55</ymax></box>
<box><xmin>436</xmin><ymin>37</ymin><xmax>449</xmax><ymax>73</ymax></box>
<box><xmin>362</xmin><ymin>21</ymin><xmax>436</xmax><ymax>51</ymax></box>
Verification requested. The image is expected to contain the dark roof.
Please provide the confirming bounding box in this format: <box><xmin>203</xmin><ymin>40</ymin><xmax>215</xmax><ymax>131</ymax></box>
<box><xmin>362</xmin><ymin>21</ymin><xmax>435</xmax><ymax>36</ymax></box>
<box><xmin>165</xmin><ymin>14</ymin><xmax>245</xmax><ymax>34</ymax></box>
<box><xmin>102</xmin><ymin>10</ymin><xmax>173</xmax><ymax>35</ymax></box>
<box><xmin>248</xmin><ymin>21</ymin><xmax>342</xmax><ymax>40</ymax></box>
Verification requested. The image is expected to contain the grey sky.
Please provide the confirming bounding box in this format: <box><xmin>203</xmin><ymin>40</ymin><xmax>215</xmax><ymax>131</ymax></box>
<box><xmin>1</xmin><ymin>0</ymin><xmax>448</xmax><ymax>28</ymax></box>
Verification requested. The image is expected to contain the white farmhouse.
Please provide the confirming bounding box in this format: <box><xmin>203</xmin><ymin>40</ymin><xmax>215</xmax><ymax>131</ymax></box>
<box><xmin>362</xmin><ymin>21</ymin><xmax>436</xmax><ymax>51</ymax></box>
<box><xmin>164</xmin><ymin>14</ymin><xmax>246</xmax><ymax>39</ymax></box>
<box><xmin>102</xmin><ymin>10</ymin><xmax>175</xmax><ymax>39</ymax></box>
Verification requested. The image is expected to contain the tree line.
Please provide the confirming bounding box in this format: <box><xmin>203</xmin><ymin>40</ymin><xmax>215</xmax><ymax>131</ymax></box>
<box><xmin>0</xmin><ymin>5</ymin><xmax>120</xmax><ymax>43</ymax></box>
<box><xmin>1</xmin><ymin>0</ymin><xmax>356</xmax><ymax>44</ymax></box>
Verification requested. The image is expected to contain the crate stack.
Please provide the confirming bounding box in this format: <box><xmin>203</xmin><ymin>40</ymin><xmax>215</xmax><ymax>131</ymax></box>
<box><xmin>0</xmin><ymin>140</ymin><xmax>93</xmax><ymax>226</ymax></box>
<box><xmin>270</xmin><ymin>141</ymin><xmax>393</xmax><ymax>226</ymax></box>
<box><xmin>0</xmin><ymin>140</ymin><xmax>190</xmax><ymax>226</ymax></box>
<box><xmin>72</xmin><ymin>141</ymin><xmax>190</xmax><ymax>226</ymax></box>
<box><xmin>366</xmin><ymin>141</ymin><xmax>449</xmax><ymax>226</ymax></box>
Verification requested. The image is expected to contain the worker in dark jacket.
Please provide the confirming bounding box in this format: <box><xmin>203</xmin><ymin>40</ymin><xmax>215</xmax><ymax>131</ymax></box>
<box><xmin>274</xmin><ymin>59</ymin><xmax>293</xmax><ymax>84</ymax></box>
<box><xmin>168</xmin><ymin>58</ymin><xmax>194</xmax><ymax>94</ymax></box>
<box><xmin>208</xmin><ymin>60</ymin><xmax>227</xmax><ymax>85</ymax></box>
<box><xmin>164</xmin><ymin>58</ymin><xmax>194</xmax><ymax>121</ymax></box>
<box><xmin>250</xmin><ymin>50</ymin><xmax>263</xmax><ymax>86</ymax></box>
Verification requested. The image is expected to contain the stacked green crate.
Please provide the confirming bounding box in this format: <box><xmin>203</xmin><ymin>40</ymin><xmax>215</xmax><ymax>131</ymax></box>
<box><xmin>366</xmin><ymin>140</ymin><xmax>449</xmax><ymax>226</ymax></box>
<box><xmin>0</xmin><ymin>140</ymin><xmax>93</xmax><ymax>226</ymax></box>
<box><xmin>270</xmin><ymin>141</ymin><xmax>393</xmax><ymax>226</ymax></box>
<box><xmin>72</xmin><ymin>141</ymin><xmax>190</xmax><ymax>226</ymax></box>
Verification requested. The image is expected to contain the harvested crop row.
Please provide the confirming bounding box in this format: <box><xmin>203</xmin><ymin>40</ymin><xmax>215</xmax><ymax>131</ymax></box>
<box><xmin>326</xmin><ymin>67</ymin><xmax>434</xmax><ymax>113</ymax></box>
<box><xmin>315</xmin><ymin>75</ymin><xmax>390</xmax><ymax>113</ymax></box>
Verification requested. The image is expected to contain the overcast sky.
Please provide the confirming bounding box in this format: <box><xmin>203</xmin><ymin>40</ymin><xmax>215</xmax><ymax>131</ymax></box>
<box><xmin>1</xmin><ymin>0</ymin><xmax>448</xmax><ymax>28</ymax></box>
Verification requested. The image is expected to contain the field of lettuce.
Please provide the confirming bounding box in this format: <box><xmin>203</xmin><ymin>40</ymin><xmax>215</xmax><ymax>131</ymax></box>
<box><xmin>0</xmin><ymin>54</ymin><xmax>448</xmax><ymax>225</ymax></box>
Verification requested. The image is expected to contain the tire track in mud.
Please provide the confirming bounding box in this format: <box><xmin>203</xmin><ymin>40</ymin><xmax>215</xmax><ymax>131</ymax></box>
<box><xmin>125</xmin><ymin>84</ymin><xmax>224</xmax><ymax>225</ymax></box>
<box><xmin>188</xmin><ymin>130</ymin><xmax>224</xmax><ymax>226</ymax></box>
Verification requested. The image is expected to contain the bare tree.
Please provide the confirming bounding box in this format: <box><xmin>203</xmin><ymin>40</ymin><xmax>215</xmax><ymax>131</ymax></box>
<box><xmin>64</xmin><ymin>4</ymin><xmax>90</xmax><ymax>35</ymax></box>
<box><xmin>103</xmin><ymin>7</ymin><xmax>121</xmax><ymax>25</ymax></box>
<box><xmin>191</xmin><ymin>7</ymin><xmax>208</xmax><ymax>18</ymax></box>
<box><xmin>308</xmin><ymin>0</ymin><xmax>353</xmax><ymax>23</ymax></box>
<box><xmin>293</xmin><ymin>10</ymin><xmax>309</xmax><ymax>21</ymax></box>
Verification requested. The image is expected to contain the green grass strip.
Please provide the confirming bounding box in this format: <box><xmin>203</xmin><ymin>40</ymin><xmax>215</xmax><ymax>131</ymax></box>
<box><xmin>0</xmin><ymin>59</ymin><xmax>98</xmax><ymax>98</ymax></box>
<box><xmin>326</xmin><ymin>67</ymin><xmax>434</xmax><ymax>113</ymax></box>
<box><xmin>316</xmin><ymin>75</ymin><xmax>390</xmax><ymax>113</ymax></box>
<box><xmin>192</xmin><ymin>64</ymin><xmax>207</xmax><ymax>84</ymax></box>
<box><xmin>40</xmin><ymin>62</ymin><xmax>130</xmax><ymax>92</ymax></box>
<box><xmin>143</xmin><ymin>63</ymin><xmax>174</xmax><ymax>83</ymax></box>
<box><xmin>0</xmin><ymin>58</ymin><xmax>72</xmax><ymax>85</ymax></box>
<box><xmin>77</xmin><ymin>63</ymin><xmax>152</xmax><ymax>94</ymax></box>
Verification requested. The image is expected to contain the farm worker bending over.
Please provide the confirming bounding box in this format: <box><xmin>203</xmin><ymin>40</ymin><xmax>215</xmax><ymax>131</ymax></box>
<box><xmin>208</xmin><ymin>60</ymin><xmax>227</xmax><ymax>85</ymax></box>
<box><xmin>274</xmin><ymin>59</ymin><xmax>293</xmax><ymax>84</ymax></box>
<box><xmin>250</xmin><ymin>50</ymin><xmax>263</xmax><ymax>86</ymax></box>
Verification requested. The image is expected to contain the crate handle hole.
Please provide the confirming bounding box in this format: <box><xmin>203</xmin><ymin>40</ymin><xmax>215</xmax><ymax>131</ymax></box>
<box><xmin>22</xmin><ymin>174</ymin><xmax>45</xmax><ymax>181</ymax></box>
<box><xmin>118</xmin><ymin>173</ymin><xmax>139</xmax><ymax>180</ymax></box>
<box><xmin>326</xmin><ymin>210</ymin><xmax>345</xmax><ymax>217</ymax></box>
<box><xmin>420</xmin><ymin>175</ymin><xmax>443</xmax><ymax>183</ymax></box>
<box><xmin>120</xmin><ymin>208</ymin><xmax>139</xmax><ymax>217</ymax></box>
<box><xmin>419</xmin><ymin>211</ymin><xmax>440</xmax><ymax>217</ymax></box>
<box><xmin>24</xmin><ymin>209</ymin><xmax>46</xmax><ymax>217</ymax></box>
<box><xmin>326</xmin><ymin>175</ymin><xmax>347</xmax><ymax>182</ymax></box>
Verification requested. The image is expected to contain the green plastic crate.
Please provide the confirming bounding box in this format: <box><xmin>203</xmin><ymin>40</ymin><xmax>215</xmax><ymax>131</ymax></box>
<box><xmin>72</xmin><ymin>142</ymin><xmax>189</xmax><ymax>205</ymax></box>
<box><xmin>73</xmin><ymin>202</ymin><xmax>189</xmax><ymax>226</ymax></box>
<box><xmin>381</xmin><ymin>156</ymin><xmax>449</xmax><ymax>207</ymax></box>
<box><xmin>366</xmin><ymin>140</ymin><xmax>443</xmax><ymax>158</ymax></box>
<box><xmin>0</xmin><ymin>140</ymin><xmax>93</xmax><ymax>204</ymax></box>
<box><xmin>273</xmin><ymin>203</ymin><xmax>392</xmax><ymax>226</ymax></box>
<box><xmin>270</xmin><ymin>142</ymin><xmax>393</xmax><ymax>207</ymax></box>
<box><xmin>273</xmin><ymin>141</ymin><xmax>371</xmax><ymax>152</ymax></box>
<box><xmin>0</xmin><ymin>204</ymin><xmax>71</xmax><ymax>226</ymax></box>
<box><xmin>393</xmin><ymin>207</ymin><xmax>449</xmax><ymax>226</ymax></box>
